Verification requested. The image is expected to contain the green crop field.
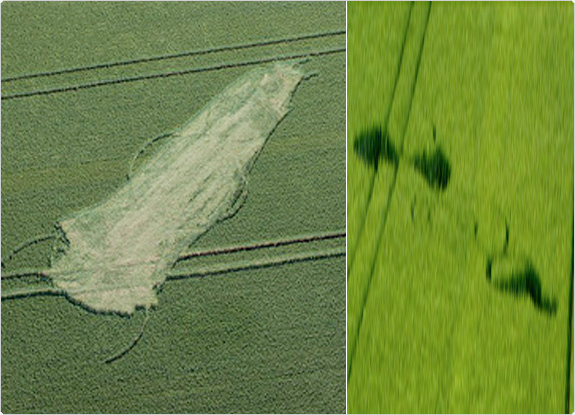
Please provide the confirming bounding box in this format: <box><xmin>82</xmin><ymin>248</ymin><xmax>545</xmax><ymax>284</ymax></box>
<box><xmin>348</xmin><ymin>2</ymin><xmax>574</xmax><ymax>413</ymax></box>
<box><xmin>1</xmin><ymin>2</ymin><xmax>345</xmax><ymax>413</ymax></box>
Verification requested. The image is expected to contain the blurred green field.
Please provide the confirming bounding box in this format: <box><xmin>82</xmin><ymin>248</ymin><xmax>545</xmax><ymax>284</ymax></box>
<box><xmin>1</xmin><ymin>2</ymin><xmax>345</xmax><ymax>413</ymax></box>
<box><xmin>348</xmin><ymin>2</ymin><xmax>574</xmax><ymax>413</ymax></box>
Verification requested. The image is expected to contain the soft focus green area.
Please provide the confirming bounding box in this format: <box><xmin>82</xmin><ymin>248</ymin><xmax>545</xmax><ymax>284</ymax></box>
<box><xmin>348</xmin><ymin>2</ymin><xmax>574</xmax><ymax>413</ymax></box>
<box><xmin>1</xmin><ymin>2</ymin><xmax>345</xmax><ymax>413</ymax></box>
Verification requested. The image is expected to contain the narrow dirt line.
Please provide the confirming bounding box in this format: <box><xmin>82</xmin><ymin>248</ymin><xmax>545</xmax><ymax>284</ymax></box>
<box><xmin>347</xmin><ymin>2</ymin><xmax>413</xmax><ymax>275</ymax></box>
<box><xmin>1</xmin><ymin>48</ymin><xmax>345</xmax><ymax>101</ymax></box>
<box><xmin>1</xmin><ymin>30</ymin><xmax>345</xmax><ymax>83</ymax></box>
<box><xmin>348</xmin><ymin>1</ymin><xmax>432</xmax><ymax>383</ymax></box>
<box><xmin>177</xmin><ymin>230</ymin><xmax>345</xmax><ymax>261</ymax></box>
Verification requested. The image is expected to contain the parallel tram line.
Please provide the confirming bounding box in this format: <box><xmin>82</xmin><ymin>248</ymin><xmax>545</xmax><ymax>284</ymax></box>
<box><xmin>1</xmin><ymin>246</ymin><xmax>346</xmax><ymax>301</ymax></box>
<box><xmin>177</xmin><ymin>231</ymin><xmax>346</xmax><ymax>261</ymax></box>
<box><xmin>1</xmin><ymin>30</ymin><xmax>345</xmax><ymax>83</ymax></box>
<box><xmin>2</xmin><ymin>48</ymin><xmax>345</xmax><ymax>101</ymax></box>
<box><xmin>1</xmin><ymin>230</ymin><xmax>346</xmax><ymax>298</ymax></box>
<box><xmin>347</xmin><ymin>1</ymin><xmax>432</xmax><ymax>383</ymax></box>
<box><xmin>346</xmin><ymin>2</ymin><xmax>413</xmax><ymax>274</ymax></box>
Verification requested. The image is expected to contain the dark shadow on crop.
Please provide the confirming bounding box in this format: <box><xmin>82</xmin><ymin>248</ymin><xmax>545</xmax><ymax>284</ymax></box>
<box><xmin>491</xmin><ymin>260</ymin><xmax>557</xmax><ymax>315</ymax></box>
<box><xmin>353</xmin><ymin>125</ymin><xmax>398</xmax><ymax>171</ymax></box>
<box><xmin>413</xmin><ymin>146</ymin><xmax>450</xmax><ymax>191</ymax></box>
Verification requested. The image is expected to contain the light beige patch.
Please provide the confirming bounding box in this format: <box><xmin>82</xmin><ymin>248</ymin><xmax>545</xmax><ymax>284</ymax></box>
<box><xmin>49</xmin><ymin>62</ymin><xmax>306</xmax><ymax>315</ymax></box>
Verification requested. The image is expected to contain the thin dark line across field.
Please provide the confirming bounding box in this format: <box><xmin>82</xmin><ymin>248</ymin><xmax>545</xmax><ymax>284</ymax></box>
<box><xmin>348</xmin><ymin>1</ymin><xmax>431</xmax><ymax>383</ymax></box>
<box><xmin>168</xmin><ymin>248</ymin><xmax>345</xmax><ymax>281</ymax></box>
<box><xmin>1</xmin><ymin>230</ymin><xmax>346</xmax><ymax>280</ymax></box>
<box><xmin>347</xmin><ymin>2</ymin><xmax>412</xmax><ymax>276</ymax></box>
<box><xmin>1</xmin><ymin>48</ymin><xmax>345</xmax><ymax>101</ymax></box>
<box><xmin>1</xmin><ymin>247</ymin><xmax>346</xmax><ymax>301</ymax></box>
<box><xmin>1</xmin><ymin>30</ymin><xmax>345</xmax><ymax>83</ymax></box>
<box><xmin>177</xmin><ymin>231</ymin><xmax>346</xmax><ymax>261</ymax></box>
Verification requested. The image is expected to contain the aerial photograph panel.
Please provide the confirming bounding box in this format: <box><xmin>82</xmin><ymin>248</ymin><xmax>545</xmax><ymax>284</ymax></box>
<box><xmin>1</xmin><ymin>2</ymin><xmax>346</xmax><ymax>413</ymax></box>
<box><xmin>347</xmin><ymin>2</ymin><xmax>573</xmax><ymax>413</ymax></box>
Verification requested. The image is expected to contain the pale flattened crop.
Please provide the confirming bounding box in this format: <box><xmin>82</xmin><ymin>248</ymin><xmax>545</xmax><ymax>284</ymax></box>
<box><xmin>43</xmin><ymin>62</ymin><xmax>307</xmax><ymax>315</ymax></box>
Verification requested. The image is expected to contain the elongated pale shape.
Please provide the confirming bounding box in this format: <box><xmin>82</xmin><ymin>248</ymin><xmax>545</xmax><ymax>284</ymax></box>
<box><xmin>49</xmin><ymin>62</ymin><xmax>305</xmax><ymax>314</ymax></box>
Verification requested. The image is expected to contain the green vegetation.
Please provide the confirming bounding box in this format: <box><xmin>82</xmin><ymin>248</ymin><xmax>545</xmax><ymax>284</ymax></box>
<box><xmin>348</xmin><ymin>2</ymin><xmax>574</xmax><ymax>413</ymax></box>
<box><xmin>1</xmin><ymin>2</ymin><xmax>345</xmax><ymax>413</ymax></box>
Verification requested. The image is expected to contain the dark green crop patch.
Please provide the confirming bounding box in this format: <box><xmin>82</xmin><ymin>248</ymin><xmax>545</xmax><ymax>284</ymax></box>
<box><xmin>353</xmin><ymin>125</ymin><xmax>398</xmax><ymax>171</ymax></box>
<box><xmin>490</xmin><ymin>258</ymin><xmax>558</xmax><ymax>315</ymax></box>
<box><xmin>412</xmin><ymin>146</ymin><xmax>451</xmax><ymax>191</ymax></box>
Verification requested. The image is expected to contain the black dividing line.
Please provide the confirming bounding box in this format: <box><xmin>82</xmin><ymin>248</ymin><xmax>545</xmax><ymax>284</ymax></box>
<box><xmin>348</xmin><ymin>1</ymin><xmax>432</xmax><ymax>383</ymax></box>
<box><xmin>177</xmin><ymin>232</ymin><xmax>345</xmax><ymax>262</ymax></box>
<box><xmin>566</xmin><ymin>217</ymin><xmax>574</xmax><ymax>414</ymax></box>
<box><xmin>1</xmin><ymin>48</ymin><xmax>345</xmax><ymax>101</ymax></box>
<box><xmin>347</xmin><ymin>1</ymin><xmax>413</xmax><ymax>275</ymax></box>
<box><xmin>167</xmin><ymin>250</ymin><xmax>345</xmax><ymax>281</ymax></box>
<box><xmin>1</xmin><ymin>30</ymin><xmax>345</xmax><ymax>83</ymax></box>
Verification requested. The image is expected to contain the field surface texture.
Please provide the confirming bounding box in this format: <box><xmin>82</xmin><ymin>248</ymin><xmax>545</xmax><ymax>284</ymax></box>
<box><xmin>1</xmin><ymin>2</ymin><xmax>346</xmax><ymax>413</ymax></box>
<box><xmin>347</xmin><ymin>2</ymin><xmax>574</xmax><ymax>413</ymax></box>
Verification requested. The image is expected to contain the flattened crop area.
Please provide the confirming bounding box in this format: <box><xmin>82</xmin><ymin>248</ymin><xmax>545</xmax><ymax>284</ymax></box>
<box><xmin>1</xmin><ymin>3</ymin><xmax>345</xmax><ymax>413</ymax></box>
<box><xmin>347</xmin><ymin>2</ymin><xmax>574</xmax><ymax>413</ymax></box>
